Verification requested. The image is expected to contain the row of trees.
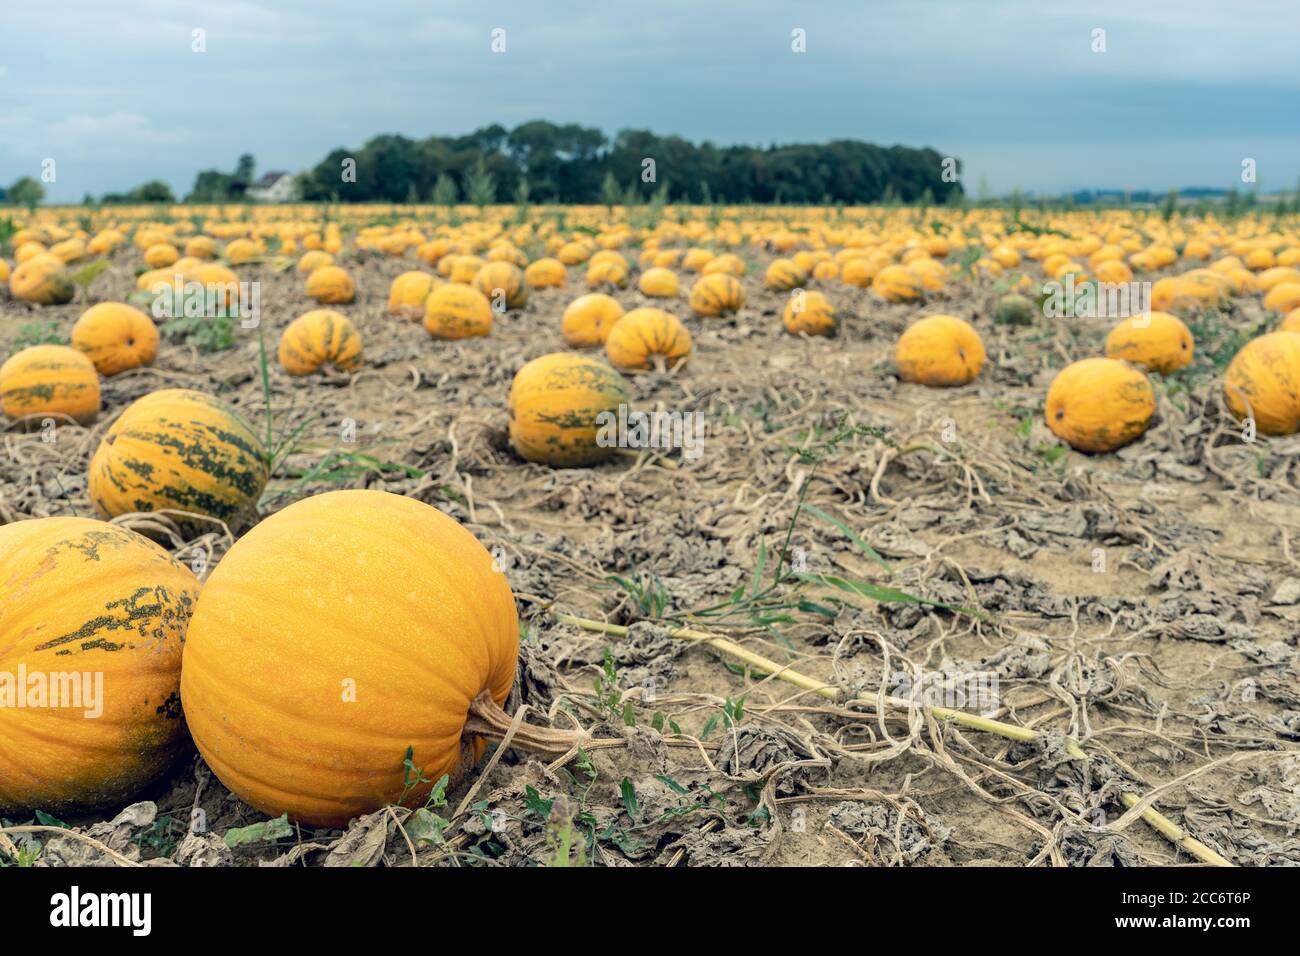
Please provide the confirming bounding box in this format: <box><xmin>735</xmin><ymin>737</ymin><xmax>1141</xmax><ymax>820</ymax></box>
<box><xmin>296</xmin><ymin>121</ymin><xmax>964</xmax><ymax>205</ymax></box>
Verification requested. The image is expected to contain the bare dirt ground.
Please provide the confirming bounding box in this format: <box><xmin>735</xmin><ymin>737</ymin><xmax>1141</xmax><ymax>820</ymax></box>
<box><xmin>3</xmin><ymin>246</ymin><xmax>1299</xmax><ymax>867</ymax></box>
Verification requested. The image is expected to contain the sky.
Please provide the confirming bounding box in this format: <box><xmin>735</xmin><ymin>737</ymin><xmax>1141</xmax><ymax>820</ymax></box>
<box><xmin>2</xmin><ymin>0</ymin><xmax>1298</xmax><ymax>203</ymax></box>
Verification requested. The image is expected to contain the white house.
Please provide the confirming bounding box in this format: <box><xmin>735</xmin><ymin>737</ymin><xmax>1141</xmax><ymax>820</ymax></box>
<box><xmin>246</xmin><ymin>172</ymin><xmax>298</xmax><ymax>202</ymax></box>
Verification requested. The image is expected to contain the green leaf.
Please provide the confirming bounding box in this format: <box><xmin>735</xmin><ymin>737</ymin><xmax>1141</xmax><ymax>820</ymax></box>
<box><xmin>224</xmin><ymin>814</ymin><xmax>292</xmax><ymax>849</ymax></box>
<box><xmin>801</xmin><ymin>503</ymin><xmax>893</xmax><ymax>575</ymax></box>
<box><xmin>750</xmin><ymin>538</ymin><xmax>767</xmax><ymax>595</ymax></box>
<box><xmin>405</xmin><ymin>808</ymin><xmax>449</xmax><ymax>846</ymax></box>
<box><xmin>620</xmin><ymin>778</ymin><xmax>640</xmax><ymax>821</ymax></box>
<box><xmin>655</xmin><ymin>775</ymin><xmax>691</xmax><ymax>796</ymax></box>
<box><xmin>34</xmin><ymin>810</ymin><xmax>71</xmax><ymax>830</ymax></box>
<box><xmin>523</xmin><ymin>785</ymin><xmax>553</xmax><ymax>819</ymax></box>
<box><xmin>70</xmin><ymin>260</ymin><xmax>110</xmax><ymax>289</ymax></box>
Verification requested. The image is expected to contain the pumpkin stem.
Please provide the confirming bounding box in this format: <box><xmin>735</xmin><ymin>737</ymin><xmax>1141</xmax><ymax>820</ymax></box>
<box><xmin>463</xmin><ymin>691</ymin><xmax>586</xmax><ymax>755</ymax></box>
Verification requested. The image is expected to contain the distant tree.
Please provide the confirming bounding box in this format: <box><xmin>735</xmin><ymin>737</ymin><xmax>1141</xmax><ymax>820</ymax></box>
<box><xmin>7</xmin><ymin>176</ymin><xmax>45</xmax><ymax>207</ymax></box>
<box><xmin>433</xmin><ymin>173</ymin><xmax>458</xmax><ymax>209</ymax></box>
<box><xmin>462</xmin><ymin>157</ymin><xmax>496</xmax><ymax>207</ymax></box>
<box><xmin>129</xmin><ymin>180</ymin><xmax>176</xmax><ymax>203</ymax></box>
<box><xmin>600</xmin><ymin>170</ymin><xmax>622</xmax><ymax>209</ymax></box>
<box><xmin>1161</xmin><ymin>189</ymin><xmax>1179</xmax><ymax>221</ymax></box>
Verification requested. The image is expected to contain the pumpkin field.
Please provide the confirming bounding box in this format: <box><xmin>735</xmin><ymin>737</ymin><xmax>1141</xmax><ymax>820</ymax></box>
<box><xmin>2</xmin><ymin>203</ymin><xmax>1300</xmax><ymax>868</ymax></box>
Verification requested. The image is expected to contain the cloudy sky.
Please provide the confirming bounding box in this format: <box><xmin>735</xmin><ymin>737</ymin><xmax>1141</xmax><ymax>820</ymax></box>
<box><xmin>3</xmin><ymin>0</ymin><xmax>1297</xmax><ymax>202</ymax></box>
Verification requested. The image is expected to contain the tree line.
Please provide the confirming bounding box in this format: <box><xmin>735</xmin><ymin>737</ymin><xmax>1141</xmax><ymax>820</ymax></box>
<box><xmin>292</xmin><ymin>121</ymin><xmax>963</xmax><ymax>205</ymax></box>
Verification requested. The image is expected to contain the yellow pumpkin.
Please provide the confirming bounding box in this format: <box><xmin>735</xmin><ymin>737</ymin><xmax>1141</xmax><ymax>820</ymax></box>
<box><xmin>702</xmin><ymin>253</ymin><xmax>745</xmax><ymax>277</ymax></box>
<box><xmin>871</xmin><ymin>264</ymin><xmax>924</xmax><ymax>302</ymax></box>
<box><xmin>1103</xmin><ymin>311</ymin><xmax>1194</xmax><ymax>375</ymax></box>
<box><xmin>812</xmin><ymin>260</ymin><xmax>840</xmax><ymax>281</ymax></box>
<box><xmin>524</xmin><ymin>257</ymin><xmax>567</xmax><ymax>288</ymax></box>
<box><xmin>180</xmin><ymin>489</ymin><xmax>519</xmax><ymax>827</ymax></box>
<box><xmin>189</xmin><ymin>263</ymin><xmax>242</xmax><ymax>310</ymax></box>
<box><xmin>71</xmin><ymin>302</ymin><xmax>160</xmax><ymax>376</ymax></box>
<box><xmin>908</xmin><ymin>257</ymin><xmax>948</xmax><ymax>292</ymax></box>
<box><xmin>0</xmin><ymin>259</ymin><xmax>9</xmax><ymax>284</ymax></box>
<box><xmin>585</xmin><ymin>259</ymin><xmax>629</xmax><ymax>289</ymax></box>
<box><xmin>305</xmin><ymin>265</ymin><xmax>356</xmax><ymax>304</ymax></box>
<box><xmin>48</xmin><ymin>237</ymin><xmax>87</xmax><ymax>264</ymax></box>
<box><xmin>508</xmin><ymin>353</ymin><xmax>629</xmax><ymax>467</ymax></box>
<box><xmin>14</xmin><ymin>241</ymin><xmax>47</xmax><ymax>265</ymax></box>
<box><xmin>783</xmin><ymin>290</ymin><xmax>837</xmax><ymax>337</ymax></box>
<box><xmin>682</xmin><ymin>248</ymin><xmax>714</xmax><ymax>272</ymax></box>
<box><xmin>0</xmin><ymin>345</ymin><xmax>100</xmax><ymax>424</ymax></box>
<box><xmin>9</xmin><ymin>253</ymin><xmax>75</xmax><ymax>305</ymax></box>
<box><xmin>424</xmin><ymin>284</ymin><xmax>493</xmax><ymax>339</ymax></box>
<box><xmin>1224</xmin><ymin>331</ymin><xmax>1300</xmax><ymax>435</ymax></box>
<box><xmin>144</xmin><ymin>243</ymin><xmax>179</xmax><ymax>269</ymax></box>
<box><xmin>449</xmin><ymin>255</ymin><xmax>487</xmax><ymax>284</ymax></box>
<box><xmin>388</xmin><ymin>270</ymin><xmax>439</xmax><ymax>318</ymax></box>
<box><xmin>279</xmin><ymin>310</ymin><xmax>364</xmax><ymax>376</ymax></box>
<box><xmin>297</xmin><ymin>250</ymin><xmax>335</xmax><ymax>274</ymax></box>
<box><xmin>88</xmin><ymin>388</ymin><xmax>269</xmax><ymax>529</ymax></box>
<box><xmin>839</xmin><ymin>256</ymin><xmax>877</xmax><ymax>288</ymax></box>
<box><xmin>1263</xmin><ymin>282</ymin><xmax>1300</xmax><ymax>315</ymax></box>
<box><xmin>1046</xmin><ymin>358</ymin><xmax>1155</xmax><ymax>452</ymax></box>
<box><xmin>1280</xmin><ymin>309</ymin><xmax>1300</xmax><ymax>334</ymax></box>
<box><xmin>185</xmin><ymin>236</ymin><xmax>219</xmax><ymax>259</ymax></box>
<box><xmin>473</xmin><ymin>261</ymin><xmax>529</xmax><ymax>310</ymax></box>
<box><xmin>895</xmin><ymin>315</ymin><xmax>984</xmax><ymax>386</ymax></box>
<box><xmin>605</xmin><ymin>308</ymin><xmax>692</xmax><ymax>370</ymax></box>
<box><xmin>0</xmin><ymin>517</ymin><xmax>199</xmax><ymax>815</ymax></box>
<box><xmin>225</xmin><ymin>238</ymin><xmax>259</xmax><ymax>264</ymax></box>
<box><xmin>561</xmin><ymin>293</ymin><xmax>625</xmax><ymax>347</ymax></box>
<box><xmin>558</xmin><ymin>241</ymin><xmax>594</xmax><ymax>266</ymax></box>
<box><xmin>689</xmin><ymin>273</ymin><xmax>745</xmax><ymax>317</ymax></box>
<box><xmin>764</xmin><ymin>258</ymin><xmax>807</xmax><ymax>291</ymax></box>
<box><xmin>1257</xmin><ymin>267</ymin><xmax>1300</xmax><ymax>292</ymax></box>
<box><xmin>638</xmin><ymin>267</ymin><xmax>679</xmax><ymax>297</ymax></box>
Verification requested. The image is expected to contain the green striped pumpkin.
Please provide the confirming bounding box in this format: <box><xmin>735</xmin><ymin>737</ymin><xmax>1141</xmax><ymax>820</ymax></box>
<box><xmin>0</xmin><ymin>345</ymin><xmax>101</xmax><ymax>425</ymax></box>
<box><xmin>508</xmin><ymin>353</ymin><xmax>628</xmax><ymax>467</ymax></box>
<box><xmin>88</xmin><ymin>389</ymin><xmax>269</xmax><ymax>530</ymax></box>
<box><xmin>688</xmin><ymin>273</ymin><xmax>745</xmax><ymax>317</ymax></box>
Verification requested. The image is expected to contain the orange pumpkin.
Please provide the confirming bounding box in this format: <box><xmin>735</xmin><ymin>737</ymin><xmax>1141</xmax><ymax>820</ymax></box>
<box><xmin>605</xmin><ymin>308</ymin><xmax>692</xmax><ymax>370</ymax></box>
<box><xmin>783</xmin><ymin>290</ymin><xmax>837</xmax><ymax>337</ymax></box>
<box><xmin>305</xmin><ymin>266</ymin><xmax>356</xmax><ymax>304</ymax></box>
<box><xmin>562</xmin><ymin>293</ymin><xmax>625</xmax><ymax>347</ymax></box>
<box><xmin>1046</xmin><ymin>358</ymin><xmax>1155</xmax><ymax>452</ymax></box>
<box><xmin>424</xmin><ymin>284</ymin><xmax>493</xmax><ymax>339</ymax></box>
<box><xmin>278</xmin><ymin>310</ymin><xmax>364</xmax><ymax>375</ymax></box>
<box><xmin>1224</xmin><ymin>331</ymin><xmax>1300</xmax><ymax>435</ymax></box>
<box><xmin>524</xmin><ymin>257</ymin><xmax>567</xmax><ymax>288</ymax></box>
<box><xmin>388</xmin><ymin>271</ymin><xmax>440</xmax><ymax>318</ymax></box>
<box><xmin>0</xmin><ymin>345</ymin><xmax>101</xmax><ymax>424</ymax></box>
<box><xmin>473</xmin><ymin>262</ymin><xmax>529</xmax><ymax>310</ymax></box>
<box><xmin>0</xmin><ymin>517</ymin><xmax>199</xmax><ymax>815</ymax></box>
<box><xmin>689</xmin><ymin>273</ymin><xmax>745</xmax><ymax>317</ymax></box>
<box><xmin>1104</xmin><ymin>312</ymin><xmax>1194</xmax><ymax>374</ymax></box>
<box><xmin>180</xmin><ymin>489</ymin><xmax>519</xmax><ymax>827</ymax></box>
<box><xmin>895</xmin><ymin>315</ymin><xmax>984</xmax><ymax>386</ymax></box>
<box><xmin>9</xmin><ymin>253</ymin><xmax>75</xmax><ymax>305</ymax></box>
<box><xmin>71</xmin><ymin>303</ymin><xmax>160</xmax><ymax>376</ymax></box>
<box><xmin>508</xmin><ymin>353</ymin><xmax>628</xmax><ymax>466</ymax></box>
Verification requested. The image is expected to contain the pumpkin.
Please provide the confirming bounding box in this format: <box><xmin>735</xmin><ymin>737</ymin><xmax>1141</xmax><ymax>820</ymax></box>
<box><xmin>88</xmin><ymin>388</ymin><xmax>269</xmax><ymax>529</ymax></box>
<box><xmin>508</xmin><ymin>352</ymin><xmax>629</xmax><ymax>466</ymax></box>
<box><xmin>473</xmin><ymin>261</ymin><xmax>529</xmax><ymax>310</ymax></box>
<box><xmin>689</xmin><ymin>273</ymin><xmax>745</xmax><ymax>317</ymax></box>
<box><xmin>895</xmin><ymin>315</ymin><xmax>984</xmax><ymax>387</ymax></box>
<box><xmin>1263</xmin><ymin>282</ymin><xmax>1300</xmax><ymax>315</ymax></box>
<box><xmin>682</xmin><ymin>248</ymin><xmax>715</xmax><ymax>272</ymax></box>
<box><xmin>487</xmin><ymin>244</ymin><xmax>528</xmax><ymax>267</ymax></box>
<box><xmin>0</xmin><ymin>345</ymin><xmax>100</xmax><ymax>424</ymax></box>
<box><xmin>9</xmin><ymin>253</ymin><xmax>75</xmax><ymax>305</ymax></box>
<box><xmin>144</xmin><ymin>243</ymin><xmax>179</xmax><ymax>269</ymax></box>
<box><xmin>387</xmin><ymin>270</ymin><xmax>439</xmax><ymax>318</ymax></box>
<box><xmin>993</xmin><ymin>293</ymin><xmax>1036</xmax><ymax>326</ymax></box>
<box><xmin>812</xmin><ymin>260</ymin><xmax>840</xmax><ymax>281</ymax></box>
<box><xmin>48</xmin><ymin>238</ymin><xmax>87</xmax><ymax>264</ymax></box>
<box><xmin>524</xmin><ymin>257</ymin><xmax>566</xmax><ymax>289</ymax></box>
<box><xmin>0</xmin><ymin>517</ymin><xmax>199</xmax><ymax>815</ymax></box>
<box><xmin>279</xmin><ymin>310</ymin><xmax>364</xmax><ymax>376</ymax></box>
<box><xmin>180</xmin><ymin>489</ymin><xmax>519</xmax><ymax>827</ymax></box>
<box><xmin>424</xmin><ymin>284</ymin><xmax>493</xmax><ymax>339</ymax></box>
<box><xmin>871</xmin><ymin>264</ymin><xmax>924</xmax><ymax>302</ymax></box>
<box><xmin>765</xmin><ymin>258</ymin><xmax>807</xmax><ymax>291</ymax></box>
<box><xmin>14</xmin><ymin>241</ymin><xmax>47</xmax><ymax>265</ymax></box>
<box><xmin>638</xmin><ymin>267</ymin><xmax>679</xmax><ymax>298</ymax></box>
<box><xmin>783</xmin><ymin>290</ymin><xmax>837</xmax><ymax>337</ymax></box>
<box><xmin>71</xmin><ymin>302</ymin><xmax>160</xmax><ymax>376</ymax></box>
<box><xmin>908</xmin><ymin>257</ymin><xmax>949</xmax><ymax>291</ymax></box>
<box><xmin>0</xmin><ymin>259</ymin><xmax>9</xmax><ymax>284</ymax></box>
<box><xmin>297</xmin><ymin>250</ymin><xmax>334</xmax><ymax>274</ymax></box>
<box><xmin>449</xmin><ymin>255</ymin><xmax>487</xmax><ymax>284</ymax></box>
<box><xmin>1169</xmin><ymin>270</ymin><xmax>1230</xmax><ymax>311</ymax></box>
<box><xmin>305</xmin><ymin>265</ymin><xmax>356</xmax><ymax>304</ymax></box>
<box><xmin>1257</xmin><ymin>267</ymin><xmax>1300</xmax><ymax>292</ymax></box>
<box><xmin>225</xmin><ymin>238</ymin><xmax>259</xmax><ymax>264</ymax></box>
<box><xmin>1045</xmin><ymin>358</ymin><xmax>1155</xmax><ymax>452</ymax></box>
<box><xmin>190</xmin><ymin>263</ymin><xmax>242</xmax><ymax>309</ymax></box>
<box><xmin>585</xmin><ymin>260</ymin><xmax>629</xmax><ymax>289</ymax></box>
<box><xmin>185</xmin><ymin>236</ymin><xmax>219</xmax><ymax>259</ymax></box>
<box><xmin>1223</xmin><ymin>331</ymin><xmax>1300</xmax><ymax>435</ymax></box>
<box><xmin>1280</xmin><ymin>309</ymin><xmax>1300</xmax><ymax>334</ymax></box>
<box><xmin>702</xmin><ymin>253</ymin><xmax>745</xmax><ymax>277</ymax></box>
<box><xmin>605</xmin><ymin>308</ymin><xmax>692</xmax><ymax>370</ymax></box>
<box><xmin>561</xmin><ymin>293</ymin><xmax>625</xmax><ymax>347</ymax></box>
<box><xmin>558</xmin><ymin>241</ymin><xmax>594</xmax><ymax>266</ymax></box>
<box><xmin>1104</xmin><ymin>311</ymin><xmax>1194</xmax><ymax>374</ymax></box>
